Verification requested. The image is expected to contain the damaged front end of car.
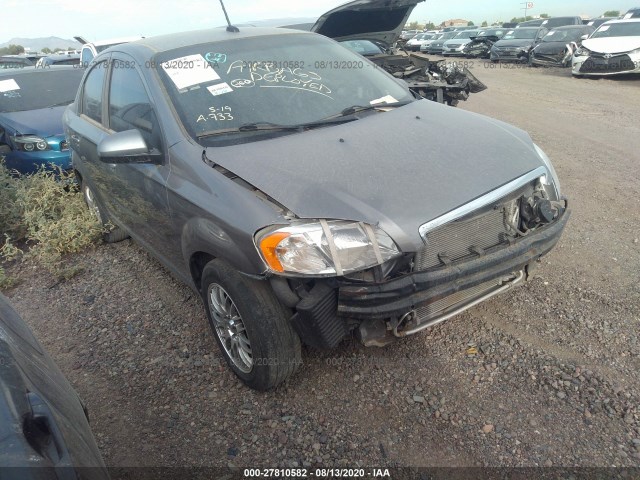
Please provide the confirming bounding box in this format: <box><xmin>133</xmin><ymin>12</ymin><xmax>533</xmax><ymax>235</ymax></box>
<box><xmin>369</xmin><ymin>55</ymin><xmax>487</xmax><ymax>106</ymax></box>
<box><xmin>259</xmin><ymin>166</ymin><xmax>569</xmax><ymax>349</ymax></box>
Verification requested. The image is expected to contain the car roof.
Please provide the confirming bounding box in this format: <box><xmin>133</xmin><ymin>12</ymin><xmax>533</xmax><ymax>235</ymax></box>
<box><xmin>103</xmin><ymin>27</ymin><xmax>309</xmax><ymax>59</ymax></box>
<box><xmin>598</xmin><ymin>18</ymin><xmax>640</xmax><ymax>24</ymax></box>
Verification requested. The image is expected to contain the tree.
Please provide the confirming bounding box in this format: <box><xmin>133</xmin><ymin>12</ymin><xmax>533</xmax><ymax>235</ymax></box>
<box><xmin>406</xmin><ymin>21</ymin><xmax>420</xmax><ymax>30</ymax></box>
<box><xmin>0</xmin><ymin>44</ymin><xmax>25</xmax><ymax>55</ymax></box>
<box><xmin>41</xmin><ymin>47</ymin><xmax>52</xmax><ymax>54</ymax></box>
<box><xmin>481</xmin><ymin>20</ymin><xmax>488</xmax><ymax>27</ymax></box>
<box><xmin>467</xmin><ymin>21</ymin><xmax>475</xmax><ymax>26</ymax></box>
<box><xmin>53</xmin><ymin>48</ymin><xmax>63</xmax><ymax>53</ymax></box>
<box><xmin>540</xmin><ymin>13</ymin><xmax>550</xmax><ymax>18</ymax></box>
<box><xmin>604</xmin><ymin>10</ymin><xmax>620</xmax><ymax>17</ymax></box>
<box><xmin>425</xmin><ymin>22</ymin><xmax>436</xmax><ymax>30</ymax></box>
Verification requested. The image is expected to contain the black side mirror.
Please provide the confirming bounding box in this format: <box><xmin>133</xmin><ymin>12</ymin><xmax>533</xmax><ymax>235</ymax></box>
<box><xmin>97</xmin><ymin>129</ymin><xmax>162</xmax><ymax>165</ymax></box>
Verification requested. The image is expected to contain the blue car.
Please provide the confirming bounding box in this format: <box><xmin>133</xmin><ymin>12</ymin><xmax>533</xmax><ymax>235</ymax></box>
<box><xmin>0</xmin><ymin>66</ymin><xmax>84</xmax><ymax>174</ymax></box>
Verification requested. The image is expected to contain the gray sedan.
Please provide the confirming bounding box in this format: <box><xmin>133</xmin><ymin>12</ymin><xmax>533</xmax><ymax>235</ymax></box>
<box><xmin>64</xmin><ymin>27</ymin><xmax>569</xmax><ymax>390</ymax></box>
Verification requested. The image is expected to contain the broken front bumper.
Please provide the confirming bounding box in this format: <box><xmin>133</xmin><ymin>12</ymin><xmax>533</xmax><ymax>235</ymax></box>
<box><xmin>337</xmin><ymin>207</ymin><xmax>570</xmax><ymax>320</ymax></box>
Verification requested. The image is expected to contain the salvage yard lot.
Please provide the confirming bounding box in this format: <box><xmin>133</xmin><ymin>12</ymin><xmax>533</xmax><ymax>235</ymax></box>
<box><xmin>4</xmin><ymin>59</ymin><xmax>640</xmax><ymax>468</ymax></box>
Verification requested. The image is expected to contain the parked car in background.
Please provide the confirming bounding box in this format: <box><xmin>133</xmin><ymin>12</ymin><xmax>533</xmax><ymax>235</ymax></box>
<box><xmin>516</xmin><ymin>18</ymin><xmax>547</xmax><ymax>28</ymax></box>
<box><xmin>75</xmin><ymin>35</ymin><xmax>143</xmax><ymax>66</ymax></box>
<box><xmin>399</xmin><ymin>30</ymin><xmax>420</xmax><ymax>42</ymax></box>
<box><xmin>463</xmin><ymin>28</ymin><xmax>506</xmax><ymax>58</ymax></box>
<box><xmin>530</xmin><ymin>25</ymin><xmax>595</xmax><ymax>67</ymax></box>
<box><xmin>0</xmin><ymin>55</ymin><xmax>35</xmax><ymax>69</ymax></box>
<box><xmin>405</xmin><ymin>33</ymin><xmax>436</xmax><ymax>51</ymax></box>
<box><xmin>340</xmin><ymin>39</ymin><xmax>387</xmax><ymax>56</ymax></box>
<box><xmin>623</xmin><ymin>7</ymin><xmax>640</xmax><ymax>19</ymax></box>
<box><xmin>572</xmin><ymin>18</ymin><xmax>640</xmax><ymax>76</ymax></box>
<box><xmin>35</xmin><ymin>53</ymin><xmax>81</xmax><ymax>68</ymax></box>
<box><xmin>64</xmin><ymin>23</ymin><xmax>567</xmax><ymax>390</ymax></box>
<box><xmin>587</xmin><ymin>17</ymin><xmax>618</xmax><ymax>28</ymax></box>
<box><xmin>419</xmin><ymin>32</ymin><xmax>445</xmax><ymax>53</ymax></box>
<box><xmin>0</xmin><ymin>293</ymin><xmax>108</xmax><ymax>476</ymax></box>
<box><xmin>442</xmin><ymin>30</ymin><xmax>479</xmax><ymax>56</ymax></box>
<box><xmin>517</xmin><ymin>17</ymin><xmax>582</xmax><ymax>29</ymax></box>
<box><xmin>426</xmin><ymin>31</ymin><xmax>457</xmax><ymax>54</ymax></box>
<box><xmin>490</xmin><ymin>27</ymin><xmax>548</xmax><ymax>62</ymax></box>
<box><xmin>0</xmin><ymin>66</ymin><xmax>84</xmax><ymax>174</ymax></box>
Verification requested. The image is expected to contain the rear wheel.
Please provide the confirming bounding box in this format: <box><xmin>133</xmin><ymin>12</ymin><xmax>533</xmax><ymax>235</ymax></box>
<box><xmin>201</xmin><ymin>259</ymin><xmax>301</xmax><ymax>390</ymax></box>
<box><xmin>82</xmin><ymin>180</ymin><xmax>129</xmax><ymax>243</ymax></box>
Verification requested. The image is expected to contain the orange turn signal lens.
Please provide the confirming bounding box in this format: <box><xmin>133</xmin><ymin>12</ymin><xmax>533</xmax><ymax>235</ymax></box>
<box><xmin>259</xmin><ymin>232</ymin><xmax>291</xmax><ymax>273</ymax></box>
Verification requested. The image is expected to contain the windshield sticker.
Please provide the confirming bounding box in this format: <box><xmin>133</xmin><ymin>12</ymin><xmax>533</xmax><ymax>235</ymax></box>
<box><xmin>0</xmin><ymin>79</ymin><xmax>20</xmax><ymax>93</ymax></box>
<box><xmin>546</xmin><ymin>31</ymin><xmax>555</xmax><ymax>35</ymax></box>
<box><xmin>226</xmin><ymin>61</ymin><xmax>333</xmax><ymax>99</ymax></box>
<box><xmin>599</xmin><ymin>25</ymin><xmax>610</xmax><ymax>31</ymax></box>
<box><xmin>196</xmin><ymin>106</ymin><xmax>233</xmax><ymax>123</ymax></box>
<box><xmin>370</xmin><ymin>95</ymin><xmax>398</xmax><ymax>106</ymax></box>
<box><xmin>207</xmin><ymin>82</ymin><xmax>233</xmax><ymax>96</ymax></box>
<box><xmin>542</xmin><ymin>20</ymin><xmax>548</xmax><ymax>24</ymax></box>
<box><xmin>205</xmin><ymin>52</ymin><xmax>227</xmax><ymax>65</ymax></box>
<box><xmin>624</xmin><ymin>13</ymin><xmax>633</xmax><ymax>19</ymax></box>
<box><xmin>507</xmin><ymin>30</ymin><xmax>515</xmax><ymax>35</ymax></box>
<box><xmin>162</xmin><ymin>54</ymin><xmax>220</xmax><ymax>90</ymax></box>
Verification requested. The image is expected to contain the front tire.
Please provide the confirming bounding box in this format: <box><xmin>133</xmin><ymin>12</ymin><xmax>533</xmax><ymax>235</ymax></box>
<box><xmin>82</xmin><ymin>180</ymin><xmax>129</xmax><ymax>243</ymax></box>
<box><xmin>201</xmin><ymin>259</ymin><xmax>301</xmax><ymax>390</ymax></box>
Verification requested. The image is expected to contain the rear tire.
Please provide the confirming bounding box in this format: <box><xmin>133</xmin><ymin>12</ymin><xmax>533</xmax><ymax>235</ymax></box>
<box><xmin>201</xmin><ymin>259</ymin><xmax>302</xmax><ymax>390</ymax></box>
<box><xmin>82</xmin><ymin>180</ymin><xmax>129</xmax><ymax>243</ymax></box>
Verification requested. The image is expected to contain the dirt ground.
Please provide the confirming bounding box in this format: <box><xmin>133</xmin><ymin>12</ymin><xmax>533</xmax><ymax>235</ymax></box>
<box><xmin>3</xmin><ymin>59</ymin><xmax>640</xmax><ymax>469</ymax></box>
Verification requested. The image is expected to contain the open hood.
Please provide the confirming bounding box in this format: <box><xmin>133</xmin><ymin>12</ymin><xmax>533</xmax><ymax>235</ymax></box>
<box><xmin>311</xmin><ymin>0</ymin><xmax>425</xmax><ymax>47</ymax></box>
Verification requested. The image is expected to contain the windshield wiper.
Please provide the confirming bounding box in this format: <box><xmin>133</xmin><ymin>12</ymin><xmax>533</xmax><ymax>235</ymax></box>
<box><xmin>197</xmin><ymin>117</ymin><xmax>358</xmax><ymax>140</ymax></box>
<box><xmin>44</xmin><ymin>100</ymin><xmax>74</xmax><ymax>108</ymax></box>
<box><xmin>334</xmin><ymin>100</ymin><xmax>414</xmax><ymax>118</ymax></box>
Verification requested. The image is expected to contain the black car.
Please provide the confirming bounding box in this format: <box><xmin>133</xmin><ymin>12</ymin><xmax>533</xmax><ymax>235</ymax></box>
<box><xmin>463</xmin><ymin>29</ymin><xmax>507</xmax><ymax>58</ymax></box>
<box><xmin>0</xmin><ymin>293</ymin><xmax>108</xmax><ymax>476</ymax></box>
<box><xmin>587</xmin><ymin>17</ymin><xmax>618</xmax><ymax>28</ymax></box>
<box><xmin>530</xmin><ymin>25</ymin><xmax>595</xmax><ymax>67</ymax></box>
<box><xmin>624</xmin><ymin>7</ymin><xmax>640</xmax><ymax>18</ymax></box>
<box><xmin>490</xmin><ymin>27</ymin><xmax>549</xmax><ymax>62</ymax></box>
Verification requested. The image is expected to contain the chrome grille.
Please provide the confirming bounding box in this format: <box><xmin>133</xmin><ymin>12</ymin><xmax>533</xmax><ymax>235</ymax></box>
<box><xmin>415</xmin><ymin>198</ymin><xmax>519</xmax><ymax>271</ymax></box>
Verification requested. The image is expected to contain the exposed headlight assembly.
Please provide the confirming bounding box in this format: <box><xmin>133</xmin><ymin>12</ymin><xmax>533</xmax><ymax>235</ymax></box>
<box><xmin>256</xmin><ymin>220</ymin><xmax>401</xmax><ymax>276</ymax></box>
<box><xmin>12</xmin><ymin>135</ymin><xmax>49</xmax><ymax>152</ymax></box>
<box><xmin>533</xmin><ymin>144</ymin><xmax>561</xmax><ymax>199</ymax></box>
<box><xmin>574</xmin><ymin>46</ymin><xmax>591</xmax><ymax>57</ymax></box>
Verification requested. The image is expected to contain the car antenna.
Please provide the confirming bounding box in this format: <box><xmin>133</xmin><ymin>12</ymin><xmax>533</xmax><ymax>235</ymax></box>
<box><xmin>219</xmin><ymin>0</ymin><xmax>240</xmax><ymax>32</ymax></box>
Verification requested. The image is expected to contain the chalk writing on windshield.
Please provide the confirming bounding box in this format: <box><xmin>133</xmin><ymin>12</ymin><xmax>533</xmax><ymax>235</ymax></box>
<box><xmin>226</xmin><ymin>60</ymin><xmax>333</xmax><ymax>98</ymax></box>
<box><xmin>196</xmin><ymin>106</ymin><xmax>234</xmax><ymax>123</ymax></box>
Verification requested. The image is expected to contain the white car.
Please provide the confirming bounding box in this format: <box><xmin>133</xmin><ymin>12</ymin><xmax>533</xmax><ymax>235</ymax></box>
<box><xmin>572</xmin><ymin>19</ymin><xmax>640</xmax><ymax>76</ymax></box>
<box><xmin>442</xmin><ymin>30</ymin><xmax>479</xmax><ymax>56</ymax></box>
<box><xmin>74</xmin><ymin>35</ymin><xmax>143</xmax><ymax>67</ymax></box>
<box><xmin>405</xmin><ymin>33</ymin><xmax>436</xmax><ymax>51</ymax></box>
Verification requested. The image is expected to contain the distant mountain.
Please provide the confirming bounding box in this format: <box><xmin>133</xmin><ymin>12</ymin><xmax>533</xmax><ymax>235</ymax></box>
<box><xmin>0</xmin><ymin>36</ymin><xmax>82</xmax><ymax>52</ymax></box>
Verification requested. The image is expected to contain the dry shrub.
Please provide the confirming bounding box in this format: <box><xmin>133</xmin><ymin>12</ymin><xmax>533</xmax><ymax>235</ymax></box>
<box><xmin>0</xmin><ymin>163</ymin><xmax>103</xmax><ymax>284</ymax></box>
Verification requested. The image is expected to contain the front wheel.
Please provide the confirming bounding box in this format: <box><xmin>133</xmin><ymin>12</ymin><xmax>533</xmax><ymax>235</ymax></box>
<box><xmin>201</xmin><ymin>259</ymin><xmax>301</xmax><ymax>390</ymax></box>
<box><xmin>82</xmin><ymin>180</ymin><xmax>129</xmax><ymax>243</ymax></box>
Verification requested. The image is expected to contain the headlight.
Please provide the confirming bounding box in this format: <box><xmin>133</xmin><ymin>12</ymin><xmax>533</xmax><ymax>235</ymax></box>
<box><xmin>256</xmin><ymin>220</ymin><xmax>402</xmax><ymax>276</ymax></box>
<box><xmin>533</xmin><ymin>144</ymin><xmax>561</xmax><ymax>199</ymax></box>
<box><xmin>12</xmin><ymin>136</ymin><xmax>50</xmax><ymax>152</ymax></box>
<box><xmin>574</xmin><ymin>46</ymin><xmax>591</xmax><ymax>57</ymax></box>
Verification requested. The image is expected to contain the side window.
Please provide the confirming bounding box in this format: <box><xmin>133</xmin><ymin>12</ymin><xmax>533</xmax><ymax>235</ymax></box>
<box><xmin>81</xmin><ymin>62</ymin><xmax>107</xmax><ymax>123</ymax></box>
<box><xmin>108</xmin><ymin>60</ymin><xmax>161</xmax><ymax>151</ymax></box>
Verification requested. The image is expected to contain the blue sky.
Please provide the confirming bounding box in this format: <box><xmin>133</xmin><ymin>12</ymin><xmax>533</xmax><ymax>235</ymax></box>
<box><xmin>2</xmin><ymin>0</ymin><xmax>635</xmax><ymax>42</ymax></box>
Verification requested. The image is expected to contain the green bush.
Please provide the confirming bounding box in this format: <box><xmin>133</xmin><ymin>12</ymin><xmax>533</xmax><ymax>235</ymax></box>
<box><xmin>0</xmin><ymin>163</ymin><xmax>103</xmax><ymax>283</ymax></box>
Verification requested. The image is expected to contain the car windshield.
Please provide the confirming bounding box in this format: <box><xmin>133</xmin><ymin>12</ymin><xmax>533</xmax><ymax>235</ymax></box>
<box><xmin>542</xmin><ymin>28</ymin><xmax>584</xmax><ymax>42</ymax></box>
<box><xmin>591</xmin><ymin>22</ymin><xmax>640</xmax><ymax>38</ymax></box>
<box><xmin>503</xmin><ymin>29</ymin><xmax>538</xmax><ymax>39</ymax></box>
<box><xmin>453</xmin><ymin>31</ymin><xmax>478</xmax><ymax>39</ymax></box>
<box><xmin>0</xmin><ymin>68</ymin><xmax>83</xmax><ymax>112</ymax></box>
<box><xmin>155</xmin><ymin>33</ymin><xmax>413</xmax><ymax>144</ymax></box>
<box><xmin>440</xmin><ymin>32</ymin><xmax>457</xmax><ymax>40</ymax></box>
<box><xmin>478</xmin><ymin>29</ymin><xmax>503</xmax><ymax>37</ymax></box>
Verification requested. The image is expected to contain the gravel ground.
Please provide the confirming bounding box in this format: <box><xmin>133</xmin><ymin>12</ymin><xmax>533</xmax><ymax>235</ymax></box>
<box><xmin>2</xmin><ymin>59</ymin><xmax>640</xmax><ymax>469</ymax></box>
